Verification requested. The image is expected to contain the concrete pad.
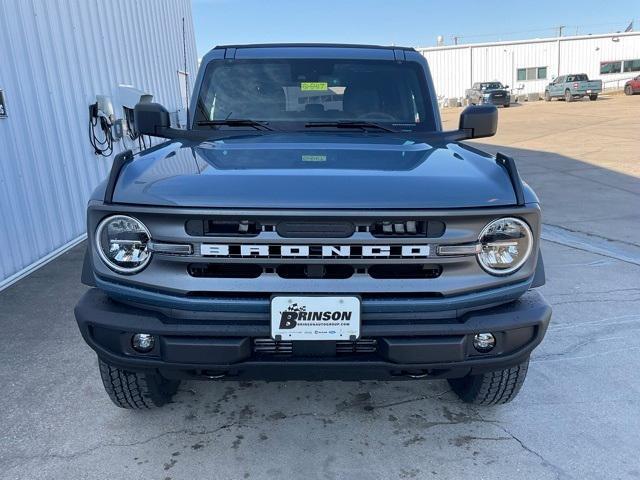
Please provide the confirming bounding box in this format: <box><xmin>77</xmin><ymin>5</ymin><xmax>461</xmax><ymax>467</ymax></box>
<box><xmin>1</xmin><ymin>94</ymin><xmax>639</xmax><ymax>480</ymax></box>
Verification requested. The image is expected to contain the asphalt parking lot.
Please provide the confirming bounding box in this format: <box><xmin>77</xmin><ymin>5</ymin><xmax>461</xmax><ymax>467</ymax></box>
<box><xmin>1</xmin><ymin>94</ymin><xmax>639</xmax><ymax>480</ymax></box>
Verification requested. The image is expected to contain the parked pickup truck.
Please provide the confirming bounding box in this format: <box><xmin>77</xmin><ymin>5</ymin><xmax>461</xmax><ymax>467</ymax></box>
<box><xmin>545</xmin><ymin>74</ymin><xmax>603</xmax><ymax>102</ymax></box>
<box><xmin>465</xmin><ymin>81</ymin><xmax>511</xmax><ymax>107</ymax></box>
<box><xmin>75</xmin><ymin>44</ymin><xmax>551</xmax><ymax>409</ymax></box>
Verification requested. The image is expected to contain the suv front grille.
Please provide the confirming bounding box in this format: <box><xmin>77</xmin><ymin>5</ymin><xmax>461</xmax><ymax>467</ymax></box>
<box><xmin>187</xmin><ymin>263</ymin><xmax>442</xmax><ymax>280</ymax></box>
<box><xmin>185</xmin><ymin>218</ymin><xmax>446</xmax><ymax>238</ymax></box>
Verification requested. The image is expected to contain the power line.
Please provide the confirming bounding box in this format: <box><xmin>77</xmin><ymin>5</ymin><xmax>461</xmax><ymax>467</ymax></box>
<box><xmin>447</xmin><ymin>19</ymin><xmax>635</xmax><ymax>45</ymax></box>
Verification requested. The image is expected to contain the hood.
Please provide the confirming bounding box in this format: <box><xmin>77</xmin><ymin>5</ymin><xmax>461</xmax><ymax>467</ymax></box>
<box><xmin>113</xmin><ymin>133</ymin><xmax>518</xmax><ymax>209</ymax></box>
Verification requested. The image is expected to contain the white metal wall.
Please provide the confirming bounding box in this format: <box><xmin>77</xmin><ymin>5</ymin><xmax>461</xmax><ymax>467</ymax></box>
<box><xmin>0</xmin><ymin>0</ymin><xmax>198</xmax><ymax>288</ymax></box>
<box><xmin>418</xmin><ymin>32</ymin><xmax>640</xmax><ymax>99</ymax></box>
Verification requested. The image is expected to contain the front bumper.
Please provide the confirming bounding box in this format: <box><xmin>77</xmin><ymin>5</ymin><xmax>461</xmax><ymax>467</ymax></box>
<box><xmin>75</xmin><ymin>288</ymin><xmax>551</xmax><ymax>380</ymax></box>
<box><xmin>481</xmin><ymin>96</ymin><xmax>510</xmax><ymax>106</ymax></box>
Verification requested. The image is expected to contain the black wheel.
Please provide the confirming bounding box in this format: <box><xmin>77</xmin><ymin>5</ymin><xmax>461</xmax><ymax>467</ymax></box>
<box><xmin>625</xmin><ymin>85</ymin><xmax>633</xmax><ymax>96</ymax></box>
<box><xmin>564</xmin><ymin>90</ymin><xmax>573</xmax><ymax>102</ymax></box>
<box><xmin>448</xmin><ymin>358</ymin><xmax>529</xmax><ymax>405</ymax></box>
<box><xmin>503</xmin><ymin>103</ymin><xmax>510</xmax><ymax>108</ymax></box>
<box><xmin>544</xmin><ymin>91</ymin><xmax>551</xmax><ymax>102</ymax></box>
<box><xmin>589</xmin><ymin>94</ymin><xmax>598</xmax><ymax>101</ymax></box>
<box><xmin>98</xmin><ymin>359</ymin><xmax>180</xmax><ymax>409</ymax></box>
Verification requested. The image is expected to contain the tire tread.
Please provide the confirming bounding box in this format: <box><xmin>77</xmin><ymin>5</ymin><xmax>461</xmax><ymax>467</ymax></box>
<box><xmin>98</xmin><ymin>360</ymin><xmax>177</xmax><ymax>409</ymax></box>
<box><xmin>448</xmin><ymin>359</ymin><xmax>529</xmax><ymax>406</ymax></box>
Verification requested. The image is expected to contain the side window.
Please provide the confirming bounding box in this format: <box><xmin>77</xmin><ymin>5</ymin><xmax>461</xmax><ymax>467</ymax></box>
<box><xmin>623</xmin><ymin>59</ymin><xmax>640</xmax><ymax>73</ymax></box>
<box><xmin>518</xmin><ymin>67</ymin><xmax>548</xmax><ymax>81</ymax></box>
<box><xmin>600</xmin><ymin>61</ymin><xmax>622</xmax><ymax>74</ymax></box>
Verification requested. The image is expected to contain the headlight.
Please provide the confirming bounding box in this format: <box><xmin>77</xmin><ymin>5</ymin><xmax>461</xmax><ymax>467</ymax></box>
<box><xmin>95</xmin><ymin>215</ymin><xmax>151</xmax><ymax>274</ymax></box>
<box><xmin>483</xmin><ymin>93</ymin><xmax>491</xmax><ymax>98</ymax></box>
<box><xmin>477</xmin><ymin>217</ymin><xmax>533</xmax><ymax>275</ymax></box>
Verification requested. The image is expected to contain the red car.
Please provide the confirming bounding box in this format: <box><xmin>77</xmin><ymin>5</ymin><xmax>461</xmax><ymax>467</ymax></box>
<box><xmin>625</xmin><ymin>75</ymin><xmax>640</xmax><ymax>95</ymax></box>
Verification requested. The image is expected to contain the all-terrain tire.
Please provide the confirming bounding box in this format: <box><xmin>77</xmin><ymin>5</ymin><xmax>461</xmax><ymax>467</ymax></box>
<box><xmin>448</xmin><ymin>358</ymin><xmax>529</xmax><ymax>405</ymax></box>
<box><xmin>98</xmin><ymin>359</ymin><xmax>180</xmax><ymax>409</ymax></box>
<box><xmin>589</xmin><ymin>94</ymin><xmax>598</xmax><ymax>101</ymax></box>
<box><xmin>564</xmin><ymin>90</ymin><xmax>573</xmax><ymax>102</ymax></box>
<box><xmin>624</xmin><ymin>85</ymin><xmax>633</xmax><ymax>96</ymax></box>
<box><xmin>544</xmin><ymin>91</ymin><xmax>551</xmax><ymax>102</ymax></box>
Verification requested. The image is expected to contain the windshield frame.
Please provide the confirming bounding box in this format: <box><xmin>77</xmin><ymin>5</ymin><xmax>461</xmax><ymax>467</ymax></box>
<box><xmin>192</xmin><ymin>58</ymin><xmax>437</xmax><ymax>133</ymax></box>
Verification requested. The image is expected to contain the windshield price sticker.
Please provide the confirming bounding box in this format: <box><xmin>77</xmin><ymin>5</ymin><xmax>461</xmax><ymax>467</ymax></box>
<box><xmin>301</xmin><ymin>82</ymin><xmax>328</xmax><ymax>91</ymax></box>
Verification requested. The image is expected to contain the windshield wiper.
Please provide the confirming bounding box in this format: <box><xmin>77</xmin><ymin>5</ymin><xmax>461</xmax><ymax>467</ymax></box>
<box><xmin>196</xmin><ymin>119</ymin><xmax>273</xmax><ymax>131</ymax></box>
<box><xmin>304</xmin><ymin>121</ymin><xmax>396</xmax><ymax>132</ymax></box>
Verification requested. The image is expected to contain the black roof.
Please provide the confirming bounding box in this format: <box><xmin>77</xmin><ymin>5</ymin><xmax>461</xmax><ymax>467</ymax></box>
<box><xmin>213</xmin><ymin>43</ymin><xmax>416</xmax><ymax>51</ymax></box>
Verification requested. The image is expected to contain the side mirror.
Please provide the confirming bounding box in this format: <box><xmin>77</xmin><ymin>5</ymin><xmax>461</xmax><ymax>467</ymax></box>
<box><xmin>134</xmin><ymin>102</ymin><xmax>170</xmax><ymax>137</ymax></box>
<box><xmin>459</xmin><ymin>105</ymin><xmax>498</xmax><ymax>139</ymax></box>
<box><xmin>504</xmin><ymin>85</ymin><xmax>510</xmax><ymax>89</ymax></box>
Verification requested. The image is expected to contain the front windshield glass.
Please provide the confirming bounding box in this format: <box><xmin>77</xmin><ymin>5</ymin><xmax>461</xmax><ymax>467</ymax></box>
<box><xmin>481</xmin><ymin>82</ymin><xmax>504</xmax><ymax>90</ymax></box>
<box><xmin>194</xmin><ymin>59</ymin><xmax>435</xmax><ymax>131</ymax></box>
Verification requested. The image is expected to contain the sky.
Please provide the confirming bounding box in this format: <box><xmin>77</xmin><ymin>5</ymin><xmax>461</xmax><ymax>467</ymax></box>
<box><xmin>192</xmin><ymin>0</ymin><xmax>639</xmax><ymax>57</ymax></box>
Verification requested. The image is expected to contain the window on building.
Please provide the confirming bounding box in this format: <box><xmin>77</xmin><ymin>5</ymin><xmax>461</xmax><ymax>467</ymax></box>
<box><xmin>517</xmin><ymin>67</ymin><xmax>547</xmax><ymax>81</ymax></box>
<box><xmin>600</xmin><ymin>61</ymin><xmax>622</xmax><ymax>74</ymax></box>
<box><xmin>623</xmin><ymin>59</ymin><xmax>640</xmax><ymax>73</ymax></box>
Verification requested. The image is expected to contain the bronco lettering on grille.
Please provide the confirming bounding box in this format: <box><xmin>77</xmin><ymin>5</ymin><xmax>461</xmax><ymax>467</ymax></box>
<box><xmin>200</xmin><ymin>244</ymin><xmax>431</xmax><ymax>258</ymax></box>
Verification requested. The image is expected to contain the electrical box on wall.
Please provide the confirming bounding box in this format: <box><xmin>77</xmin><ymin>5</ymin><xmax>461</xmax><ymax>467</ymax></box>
<box><xmin>0</xmin><ymin>89</ymin><xmax>7</xmax><ymax>118</ymax></box>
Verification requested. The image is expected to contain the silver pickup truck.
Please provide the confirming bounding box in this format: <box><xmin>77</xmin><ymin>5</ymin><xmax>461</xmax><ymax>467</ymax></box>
<box><xmin>544</xmin><ymin>74</ymin><xmax>603</xmax><ymax>102</ymax></box>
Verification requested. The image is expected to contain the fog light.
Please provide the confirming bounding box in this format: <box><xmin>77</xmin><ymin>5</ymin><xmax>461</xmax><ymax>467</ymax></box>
<box><xmin>473</xmin><ymin>333</ymin><xmax>496</xmax><ymax>353</ymax></box>
<box><xmin>132</xmin><ymin>333</ymin><xmax>155</xmax><ymax>353</ymax></box>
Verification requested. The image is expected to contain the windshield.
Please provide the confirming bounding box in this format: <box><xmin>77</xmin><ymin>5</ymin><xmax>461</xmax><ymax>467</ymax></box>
<box><xmin>193</xmin><ymin>59</ymin><xmax>435</xmax><ymax>131</ymax></box>
<box><xmin>481</xmin><ymin>82</ymin><xmax>504</xmax><ymax>90</ymax></box>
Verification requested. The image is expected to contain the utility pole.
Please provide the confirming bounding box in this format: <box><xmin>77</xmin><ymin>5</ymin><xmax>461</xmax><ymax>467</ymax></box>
<box><xmin>453</xmin><ymin>36</ymin><xmax>459</xmax><ymax>45</ymax></box>
<box><xmin>557</xmin><ymin>25</ymin><xmax>565</xmax><ymax>37</ymax></box>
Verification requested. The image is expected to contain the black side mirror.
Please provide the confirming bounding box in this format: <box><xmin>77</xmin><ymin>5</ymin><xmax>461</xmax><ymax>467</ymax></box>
<box><xmin>504</xmin><ymin>85</ymin><xmax>510</xmax><ymax>89</ymax></box>
<box><xmin>459</xmin><ymin>105</ymin><xmax>498</xmax><ymax>139</ymax></box>
<box><xmin>134</xmin><ymin>102</ymin><xmax>170</xmax><ymax>137</ymax></box>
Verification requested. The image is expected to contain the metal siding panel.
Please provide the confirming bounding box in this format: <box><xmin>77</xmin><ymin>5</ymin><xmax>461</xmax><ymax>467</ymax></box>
<box><xmin>0</xmin><ymin>0</ymin><xmax>197</xmax><ymax>285</ymax></box>
<box><xmin>418</xmin><ymin>32</ymin><xmax>640</xmax><ymax>99</ymax></box>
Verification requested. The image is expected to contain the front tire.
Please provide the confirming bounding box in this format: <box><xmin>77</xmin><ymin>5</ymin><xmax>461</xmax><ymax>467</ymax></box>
<box><xmin>544</xmin><ymin>91</ymin><xmax>551</xmax><ymax>102</ymax></box>
<box><xmin>99</xmin><ymin>359</ymin><xmax>180</xmax><ymax>409</ymax></box>
<box><xmin>589</xmin><ymin>94</ymin><xmax>598</xmax><ymax>101</ymax></box>
<box><xmin>448</xmin><ymin>358</ymin><xmax>529</xmax><ymax>405</ymax></box>
<box><xmin>625</xmin><ymin>85</ymin><xmax>633</xmax><ymax>96</ymax></box>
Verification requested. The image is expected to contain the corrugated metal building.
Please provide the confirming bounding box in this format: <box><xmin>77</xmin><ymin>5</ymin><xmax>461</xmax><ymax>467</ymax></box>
<box><xmin>418</xmin><ymin>31</ymin><xmax>640</xmax><ymax>100</ymax></box>
<box><xmin>0</xmin><ymin>0</ymin><xmax>198</xmax><ymax>289</ymax></box>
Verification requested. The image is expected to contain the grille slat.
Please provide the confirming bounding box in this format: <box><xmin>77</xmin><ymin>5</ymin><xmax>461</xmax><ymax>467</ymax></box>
<box><xmin>253</xmin><ymin>338</ymin><xmax>378</xmax><ymax>356</ymax></box>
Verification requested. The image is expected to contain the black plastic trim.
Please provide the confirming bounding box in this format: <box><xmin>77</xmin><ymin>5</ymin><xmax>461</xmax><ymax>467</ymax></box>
<box><xmin>103</xmin><ymin>149</ymin><xmax>134</xmax><ymax>204</ymax></box>
<box><xmin>496</xmin><ymin>152</ymin><xmax>525</xmax><ymax>206</ymax></box>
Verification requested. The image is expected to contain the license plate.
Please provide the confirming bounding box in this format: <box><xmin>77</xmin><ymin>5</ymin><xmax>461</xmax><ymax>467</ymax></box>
<box><xmin>271</xmin><ymin>296</ymin><xmax>360</xmax><ymax>340</ymax></box>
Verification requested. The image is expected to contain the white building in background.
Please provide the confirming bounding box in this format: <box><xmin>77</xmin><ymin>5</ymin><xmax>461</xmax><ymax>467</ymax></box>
<box><xmin>0</xmin><ymin>0</ymin><xmax>197</xmax><ymax>289</ymax></box>
<box><xmin>418</xmin><ymin>31</ymin><xmax>640</xmax><ymax>100</ymax></box>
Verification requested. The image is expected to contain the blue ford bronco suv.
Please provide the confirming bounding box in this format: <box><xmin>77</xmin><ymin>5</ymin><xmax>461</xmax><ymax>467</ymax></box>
<box><xmin>75</xmin><ymin>44</ymin><xmax>551</xmax><ymax>408</ymax></box>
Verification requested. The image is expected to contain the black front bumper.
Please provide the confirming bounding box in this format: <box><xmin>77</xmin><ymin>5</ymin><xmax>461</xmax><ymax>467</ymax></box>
<box><xmin>74</xmin><ymin>289</ymin><xmax>551</xmax><ymax>381</ymax></box>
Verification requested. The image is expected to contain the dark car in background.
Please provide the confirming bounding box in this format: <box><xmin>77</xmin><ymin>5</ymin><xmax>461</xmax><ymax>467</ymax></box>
<box><xmin>465</xmin><ymin>82</ymin><xmax>511</xmax><ymax>107</ymax></box>
<box><xmin>625</xmin><ymin>75</ymin><xmax>640</xmax><ymax>95</ymax></box>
